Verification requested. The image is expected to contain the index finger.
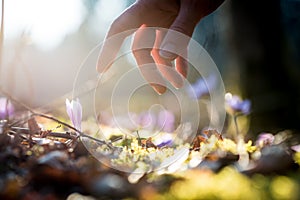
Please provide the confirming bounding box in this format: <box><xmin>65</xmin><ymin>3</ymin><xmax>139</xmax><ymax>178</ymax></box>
<box><xmin>97</xmin><ymin>4</ymin><xmax>144</xmax><ymax>73</ymax></box>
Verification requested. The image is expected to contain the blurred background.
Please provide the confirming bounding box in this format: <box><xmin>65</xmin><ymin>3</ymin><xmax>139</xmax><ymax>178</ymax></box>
<box><xmin>0</xmin><ymin>0</ymin><xmax>300</xmax><ymax>135</ymax></box>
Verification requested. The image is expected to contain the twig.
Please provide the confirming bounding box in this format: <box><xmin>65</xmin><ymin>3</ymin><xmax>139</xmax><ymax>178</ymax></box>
<box><xmin>31</xmin><ymin>113</ymin><xmax>113</xmax><ymax>148</ymax></box>
<box><xmin>136</xmin><ymin>130</ymin><xmax>141</xmax><ymax>146</ymax></box>
<box><xmin>32</xmin><ymin>112</ymin><xmax>79</xmax><ymax>133</ymax></box>
<box><xmin>11</xmin><ymin>126</ymin><xmax>29</xmax><ymax>132</ymax></box>
<box><xmin>47</xmin><ymin>132</ymin><xmax>76</xmax><ymax>140</ymax></box>
<box><xmin>80</xmin><ymin>134</ymin><xmax>112</xmax><ymax>147</ymax></box>
<box><xmin>10</xmin><ymin>127</ymin><xmax>76</xmax><ymax>140</ymax></box>
<box><xmin>0</xmin><ymin>87</ymin><xmax>114</xmax><ymax>149</ymax></box>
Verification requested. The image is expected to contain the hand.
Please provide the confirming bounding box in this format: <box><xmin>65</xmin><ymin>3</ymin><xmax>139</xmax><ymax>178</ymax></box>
<box><xmin>97</xmin><ymin>0</ymin><xmax>224</xmax><ymax>94</ymax></box>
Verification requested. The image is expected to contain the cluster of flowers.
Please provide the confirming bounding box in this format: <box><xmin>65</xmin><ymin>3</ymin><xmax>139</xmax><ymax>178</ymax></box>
<box><xmin>2</xmin><ymin>73</ymin><xmax>299</xmax><ymax>180</ymax></box>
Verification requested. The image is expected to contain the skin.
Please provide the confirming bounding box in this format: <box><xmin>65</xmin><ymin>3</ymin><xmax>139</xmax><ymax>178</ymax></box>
<box><xmin>97</xmin><ymin>0</ymin><xmax>224</xmax><ymax>94</ymax></box>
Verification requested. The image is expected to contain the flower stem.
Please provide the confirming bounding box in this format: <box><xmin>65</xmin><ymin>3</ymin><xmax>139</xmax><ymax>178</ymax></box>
<box><xmin>233</xmin><ymin>114</ymin><xmax>240</xmax><ymax>141</ymax></box>
<box><xmin>136</xmin><ymin>130</ymin><xmax>141</xmax><ymax>146</ymax></box>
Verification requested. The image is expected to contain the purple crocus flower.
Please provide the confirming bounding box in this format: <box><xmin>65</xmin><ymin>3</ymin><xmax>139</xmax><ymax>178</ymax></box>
<box><xmin>225</xmin><ymin>93</ymin><xmax>251</xmax><ymax>115</ymax></box>
<box><xmin>188</xmin><ymin>74</ymin><xmax>217</xmax><ymax>99</ymax></box>
<box><xmin>66</xmin><ymin>98</ymin><xmax>82</xmax><ymax>131</ymax></box>
<box><xmin>0</xmin><ymin>97</ymin><xmax>14</xmax><ymax>119</ymax></box>
<box><xmin>157</xmin><ymin>110</ymin><xmax>175</xmax><ymax>133</ymax></box>
<box><xmin>255</xmin><ymin>133</ymin><xmax>275</xmax><ymax>147</ymax></box>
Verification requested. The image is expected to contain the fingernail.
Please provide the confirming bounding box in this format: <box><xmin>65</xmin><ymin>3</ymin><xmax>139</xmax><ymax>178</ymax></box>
<box><xmin>151</xmin><ymin>84</ymin><xmax>166</xmax><ymax>95</ymax></box>
<box><xmin>159</xmin><ymin>43</ymin><xmax>177</xmax><ymax>60</ymax></box>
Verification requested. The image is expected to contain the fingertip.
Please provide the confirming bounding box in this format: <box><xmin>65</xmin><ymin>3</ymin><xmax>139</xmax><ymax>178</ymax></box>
<box><xmin>176</xmin><ymin>56</ymin><xmax>188</xmax><ymax>78</ymax></box>
<box><xmin>151</xmin><ymin>84</ymin><xmax>167</xmax><ymax>95</ymax></box>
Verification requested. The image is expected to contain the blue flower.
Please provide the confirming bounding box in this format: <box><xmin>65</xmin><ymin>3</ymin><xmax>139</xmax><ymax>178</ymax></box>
<box><xmin>154</xmin><ymin>133</ymin><xmax>173</xmax><ymax>148</ymax></box>
<box><xmin>0</xmin><ymin>97</ymin><xmax>14</xmax><ymax>119</ymax></box>
<box><xmin>156</xmin><ymin>140</ymin><xmax>173</xmax><ymax>148</ymax></box>
<box><xmin>188</xmin><ymin>74</ymin><xmax>217</xmax><ymax>99</ymax></box>
<box><xmin>225</xmin><ymin>93</ymin><xmax>251</xmax><ymax>115</ymax></box>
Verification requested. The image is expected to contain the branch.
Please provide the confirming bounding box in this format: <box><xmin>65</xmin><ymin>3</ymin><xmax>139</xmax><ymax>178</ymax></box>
<box><xmin>31</xmin><ymin>113</ymin><xmax>113</xmax><ymax>148</ymax></box>
<box><xmin>0</xmin><ymin>87</ymin><xmax>114</xmax><ymax>149</ymax></box>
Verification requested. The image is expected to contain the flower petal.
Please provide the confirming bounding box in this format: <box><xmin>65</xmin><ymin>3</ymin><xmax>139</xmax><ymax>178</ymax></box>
<box><xmin>73</xmin><ymin>98</ymin><xmax>82</xmax><ymax>130</ymax></box>
<box><xmin>0</xmin><ymin>97</ymin><xmax>15</xmax><ymax>119</ymax></box>
<box><xmin>65</xmin><ymin>98</ymin><xmax>82</xmax><ymax>131</ymax></box>
<box><xmin>225</xmin><ymin>94</ymin><xmax>251</xmax><ymax>115</ymax></box>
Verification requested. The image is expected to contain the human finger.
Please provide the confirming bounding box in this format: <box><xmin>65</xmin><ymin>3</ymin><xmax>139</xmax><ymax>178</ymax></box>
<box><xmin>132</xmin><ymin>26</ymin><xmax>166</xmax><ymax>94</ymax></box>
<box><xmin>97</xmin><ymin>3</ymin><xmax>144</xmax><ymax>73</ymax></box>
<box><xmin>152</xmin><ymin>30</ymin><xmax>184</xmax><ymax>89</ymax></box>
<box><xmin>175</xmin><ymin>49</ymin><xmax>188</xmax><ymax>78</ymax></box>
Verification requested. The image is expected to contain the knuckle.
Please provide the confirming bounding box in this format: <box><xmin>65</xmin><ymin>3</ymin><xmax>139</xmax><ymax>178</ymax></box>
<box><xmin>171</xmin><ymin>18</ymin><xmax>195</xmax><ymax>36</ymax></box>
